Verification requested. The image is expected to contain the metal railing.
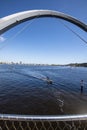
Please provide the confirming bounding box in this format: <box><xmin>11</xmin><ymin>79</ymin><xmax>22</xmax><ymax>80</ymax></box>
<box><xmin>0</xmin><ymin>114</ymin><xmax>87</xmax><ymax>130</ymax></box>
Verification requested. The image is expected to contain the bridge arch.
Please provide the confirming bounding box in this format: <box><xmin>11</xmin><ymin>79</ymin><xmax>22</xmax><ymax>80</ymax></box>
<box><xmin>0</xmin><ymin>10</ymin><xmax>87</xmax><ymax>35</ymax></box>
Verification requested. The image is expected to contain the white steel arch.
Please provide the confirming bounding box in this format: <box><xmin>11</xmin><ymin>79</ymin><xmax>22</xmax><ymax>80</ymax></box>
<box><xmin>0</xmin><ymin>10</ymin><xmax>87</xmax><ymax>35</ymax></box>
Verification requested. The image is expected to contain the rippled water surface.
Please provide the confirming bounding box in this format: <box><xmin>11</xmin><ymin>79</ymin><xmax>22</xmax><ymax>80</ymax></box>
<box><xmin>0</xmin><ymin>64</ymin><xmax>87</xmax><ymax>115</ymax></box>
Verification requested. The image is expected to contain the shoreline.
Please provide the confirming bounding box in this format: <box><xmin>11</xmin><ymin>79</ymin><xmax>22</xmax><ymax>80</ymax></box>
<box><xmin>0</xmin><ymin>62</ymin><xmax>87</xmax><ymax>67</ymax></box>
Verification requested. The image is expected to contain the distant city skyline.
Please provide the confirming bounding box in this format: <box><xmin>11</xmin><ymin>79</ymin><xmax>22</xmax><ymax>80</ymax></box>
<box><xmin>0</xmin><ymin>0</ymin><xmax>87</xmax><ymax>64</ymax></box>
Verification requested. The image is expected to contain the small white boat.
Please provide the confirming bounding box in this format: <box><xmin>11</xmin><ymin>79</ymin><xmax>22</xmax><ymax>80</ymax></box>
<box><xmin>43</xmin><ymin>77</ymin><xmax>53</xmax><ymax>84</ymax></box>
<box><xmin>47</xmin><ymin>79</ymin><xmax>53</xmax><ymax>84</ymax></box>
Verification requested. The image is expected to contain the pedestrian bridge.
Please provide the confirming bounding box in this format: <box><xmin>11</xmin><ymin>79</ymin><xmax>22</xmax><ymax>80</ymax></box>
<box><xmin>0</xmin><ymin>10</ymin><xmax>87</xmax><ymax>130</ymax></box>
<box><xmin>0</xmin><ymin>9</ymin><xmax>87</xmax><ymax>35</ymax></box>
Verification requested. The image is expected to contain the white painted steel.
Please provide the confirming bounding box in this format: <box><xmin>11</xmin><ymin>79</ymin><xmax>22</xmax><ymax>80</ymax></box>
<box><xmin>0</xmin><ymin>114</ymin><xmax>87</xmax><ymax>121</ymax></box>
<box><xmin>0</xmin><ymin>10</ymin><xmax>87</xmax><ymax>35</ymax></box>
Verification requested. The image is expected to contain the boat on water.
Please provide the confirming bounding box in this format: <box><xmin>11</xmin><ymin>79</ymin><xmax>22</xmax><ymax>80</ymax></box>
<box><xmin>47</xmin><ymin>79</ymin><xmax>53</xmax><ymax>84</ymax></box>
<box><xmin>43</xmin><ymin>76</ymin><xmax>53</xmax><ymax>84</ymax></box>
<box><xmin>46</xmin><ymin>76</ymin><xmax>53</xmax><ymax>84</ymax></box>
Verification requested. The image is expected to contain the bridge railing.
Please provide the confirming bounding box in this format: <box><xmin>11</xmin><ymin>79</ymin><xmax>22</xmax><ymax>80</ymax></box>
<box><xmin>0</xmin><ymin>114</ymin><xmax>87</xmax><ymax>130</ymax></box>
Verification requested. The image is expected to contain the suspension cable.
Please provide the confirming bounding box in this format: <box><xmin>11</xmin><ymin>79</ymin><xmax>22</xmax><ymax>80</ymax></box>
<box><xmin>0</xmin><ymin>16</ymin><xmax>87</xmax><ymax>51</ymax></box>
<box><xmin>0</xmin><ymin>16</ymin><xmax>38</xmax><ymax>51</ymax></box>
<box><xmin>59</xmin><ymin>20</ymin><xmax>87</xmax><ymax>44</ymax></box>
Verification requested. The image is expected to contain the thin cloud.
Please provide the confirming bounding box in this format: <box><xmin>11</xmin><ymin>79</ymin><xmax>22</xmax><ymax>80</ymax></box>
<box><xmin>0</xmin><ymin>36</ymin><xmax>6</xmax><ymax>42</ymax></box>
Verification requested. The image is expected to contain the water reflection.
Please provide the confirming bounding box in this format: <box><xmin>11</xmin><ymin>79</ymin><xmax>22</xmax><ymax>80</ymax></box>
<box><xmin>0</xmin><ymin>64</ymin><xmax>87</xmax><ymax>115</ymax></box>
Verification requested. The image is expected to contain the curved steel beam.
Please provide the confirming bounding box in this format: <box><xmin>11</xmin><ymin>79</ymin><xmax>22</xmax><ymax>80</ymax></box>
<box><xmin>0</xmin><ymin>10</ymin><xmax>87</xmax><ymax>35</ymax></box>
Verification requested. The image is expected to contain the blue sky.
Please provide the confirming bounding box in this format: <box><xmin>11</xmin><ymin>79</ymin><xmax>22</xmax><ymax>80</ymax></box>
<box><xmin>0</xmin><ymin>0</ymin><xmax>87</xmax><ymax>64</ymax></box>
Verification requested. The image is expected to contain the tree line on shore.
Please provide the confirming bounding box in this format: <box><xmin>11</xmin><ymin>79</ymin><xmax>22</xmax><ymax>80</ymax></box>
<box><xmin>67</xmin><ymin>63</ymin><xmax>87</xmax><ymax>67</ymax></box>
<box><xmin>0</xmin><ymin>61</ymin><xmax>87</xmax><ymax>67</ymax></box>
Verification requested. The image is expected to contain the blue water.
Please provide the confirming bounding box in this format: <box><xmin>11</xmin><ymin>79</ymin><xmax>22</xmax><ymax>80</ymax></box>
<box><xmin>0</xmin><ymin>64</ymin><xmax>87</xmax><ymax>115</ymax></box>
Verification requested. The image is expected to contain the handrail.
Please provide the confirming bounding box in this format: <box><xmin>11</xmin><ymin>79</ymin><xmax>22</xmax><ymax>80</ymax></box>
<box><xmin>0</xmin><ymin>114</ymin><xmax>87</xmax><ymax>121</ymax></box>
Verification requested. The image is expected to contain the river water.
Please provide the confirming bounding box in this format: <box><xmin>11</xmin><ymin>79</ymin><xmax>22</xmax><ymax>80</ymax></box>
<box><xmin>0</xmin><ymin>64</ymin><xmax>87</xmax><ymax>115</ymax></box>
